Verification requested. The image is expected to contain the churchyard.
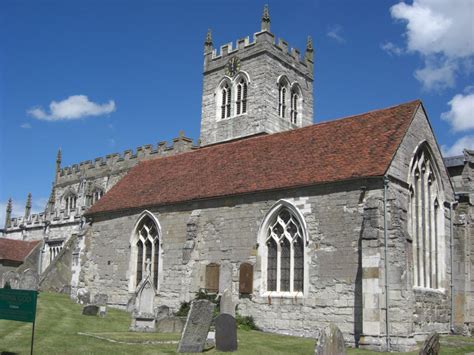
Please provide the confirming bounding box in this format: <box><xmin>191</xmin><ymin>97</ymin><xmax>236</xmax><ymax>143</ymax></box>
<box><xmin>0</xmin><ymin>292</ymin><xmax>473</xmax><ymax>354</ymax></box>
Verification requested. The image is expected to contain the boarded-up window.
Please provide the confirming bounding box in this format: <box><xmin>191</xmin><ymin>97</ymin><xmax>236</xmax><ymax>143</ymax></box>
<box><xmin>206</xmin><ymin>263</ymin><xmax>220</xmax><ymax>293</ymax></box>
<box><xmin>239</xmin><ymin>263</ymin><xmax>253</xmax><ymax>294</ymax></box>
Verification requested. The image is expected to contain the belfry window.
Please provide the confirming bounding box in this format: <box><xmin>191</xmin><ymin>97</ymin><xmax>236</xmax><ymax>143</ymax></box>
<box><xmin>409</xmin><ymin>145</ymin><xmax>444</xmax><ymax>289</ymax></box>
<box><xmin>221</xmin><ymin>83</ymin><xmax>232</xmax><ymax>119</ymax></box>
<box><xmin>91</xmin><ymin>189</ymin><xmax>104</xmax><ymax>204</ymax></box>
<box><xmin>290</xmin><ymin>91</ymin><xmax>298</xmax><ymax>124</ymax></box>
<box><xmin>132</xmin><ymin>214</ymin><xmax>160</xmax><ymax>290</ymax></box>
<box><xmin>278</xmin><ymin>86</ymin><xmax>287</xmax><ymax>118</ymax></box>
<box><xmin>236</xmin><ymin>78</ymin><xmax>248</xmax><ymax>115</ymax></box>
<box><xmin>64</xmin><ymin>193</ymin><xmax>77</xmax><ymax>213</ymax></box>
<box><xmin>263</xmin><ymin>205</ymin><xmax>305</xmax><ymax>293</ymax></box>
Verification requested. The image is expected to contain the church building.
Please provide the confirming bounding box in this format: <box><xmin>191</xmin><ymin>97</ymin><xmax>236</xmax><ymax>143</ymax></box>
<box><xmin>1</xmin><ymin>6</ymin><xmax>473</xmax><ymax>352</ymax></box>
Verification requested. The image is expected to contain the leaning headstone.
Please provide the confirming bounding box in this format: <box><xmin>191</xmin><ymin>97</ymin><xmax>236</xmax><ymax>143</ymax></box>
<box><xmin>215</xmin><ymin>313</ymin><xmax>238</xmax><ymax>352</ymax></box>
<box><xmin>82</xmin><ymin>305</ymin><xmax>99</xmax><ymax>316</ymax></box>
<box><xmin>19</xmin><ymin>269</ymin><xmax>39</xmax><ymax>290</ymax></box>
<box><xmin>419</xmin><ymin>332</ymin><xmax>440</xmax><ymax>355</ymax></box>
<box><xmin>77</xmin><ymin>288</ymin><xmax>90</xmax><ymax>305</ymax></box>
<box><xmin>219</xmin><ymin>262</ymin><xmax>233</xmax><ymax>294</ymax></box>
<box><xmin>315</xmin><ymin>323</ymin><xmax>346</xmax><ymax>355</ymax></box>
<box><xmin>220</xmin><ymin>288</ymin><xmax>235</xmax><ymax>317</ymax></box>
<box><xmin>157</xmin><ymin>316</ymin><xmax>185</xmax><ymax>333</ymax></box>
<box><xmin>177</xmin><ymin>299</ymin><xmax>215</xmax><ymax>353</ymax></box>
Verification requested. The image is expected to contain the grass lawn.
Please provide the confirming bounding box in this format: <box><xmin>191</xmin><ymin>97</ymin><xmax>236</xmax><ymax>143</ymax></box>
<box><xmin>0</xmin><ymin>292</ymin><xmax>472</xmax><ymax>354</ymax></box>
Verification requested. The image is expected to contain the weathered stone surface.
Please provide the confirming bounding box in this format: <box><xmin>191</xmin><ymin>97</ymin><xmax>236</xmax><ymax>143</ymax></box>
<box><xmin>315</xmin><ymin>323</ymin><xmax>346</xmax><ymax>355</ymax></box>
<box><xmin>215</xmin><ymin>313</ymin><xmax>238</xmax><ymax>352</ymax></box>
<box><xmin>220</xmin><ymin>289</ymin><xmax>235</xmax><ymax>317</ymax></box>
<box><xmin>18</xmin><ymin>269</ymin><xmax>39</xmax><ymax>290</ymax></box>
<box><xmin>155</xmin><ymin>305</ymin><xmax>170</xmax><ymax>321</ymax></box>
<box><xmin>93</xmin><ymin>293</ymin><xmax>108</xmax><ymax>306</ymax></box>
<box><xmin>82</xmin><ymin>305</ymin><xmax>99</xmax><ymax>316</ymax></box>
<box><xmin>2</xmin><ymin>271</ymin><xmax>20</xmax><ymax>289</ymax></box>
<box><xmin>156</xmin><ymin>316</ymin><xmax>184</xmax><ymax>333</ymax></box>
<box><xmin>77</xmin><ymin>288</ymin><xmax>90</xmax><ymax>305</ymax></box>
<box><xmin>419</xmin><ymin>332</ymin><xmax>440</xmax><ymax>355</ymax></box>
<box><xmin>130</xmin><ymin>277</ymin><xmax>156</xmax><ymax>332</ymax></box>
<box><xmin>219</xmin><ymin>263</ymin><xmax>233</xmax><ymax>294</ymax></box>
<box><xmin>177</xmin><ymin>299</ymin><xmax>215</xmax><ymax>353</ymax></box>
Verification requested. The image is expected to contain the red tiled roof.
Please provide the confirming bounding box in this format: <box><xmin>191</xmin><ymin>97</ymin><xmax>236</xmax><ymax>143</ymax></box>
<box><xmin>87</xmin><ymin>100</ymin><xmax>421</xmax><ymax>216</ymax></box>
<box><xmin>0</xmin><ymin>238</ymin><xmax>41</xmax><ymax>262</ymax></box>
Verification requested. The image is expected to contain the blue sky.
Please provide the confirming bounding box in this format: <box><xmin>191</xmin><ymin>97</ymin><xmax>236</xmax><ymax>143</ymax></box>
<box><xmin>1</xmin><ymin>0</ymin><xmax>473</xmax><ymax>222</ymax></box>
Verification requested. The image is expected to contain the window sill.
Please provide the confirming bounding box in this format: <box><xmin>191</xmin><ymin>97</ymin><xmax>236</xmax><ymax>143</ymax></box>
<box><xmin>413</xmin><ymin>286</ymin><xmax>446</xmax><ymax>295</ymax></box>
<box><xmin>260</xmin><ymin>291</ymin><xmax>305</xmax><ymax>299</ymax></box>
<box><xmin>218</xmin><ymin>113</ymin><xmax>248</xmax><ymax>121</ymax></box>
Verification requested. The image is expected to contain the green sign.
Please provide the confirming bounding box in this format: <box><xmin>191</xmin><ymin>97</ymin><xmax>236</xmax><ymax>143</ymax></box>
<box><xmin>0</xmin><ymin>289</ymin><xmax>38</xmax><ymax>323</ymax></box>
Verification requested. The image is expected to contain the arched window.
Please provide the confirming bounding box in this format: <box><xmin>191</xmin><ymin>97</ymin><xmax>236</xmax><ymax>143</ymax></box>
<box><xmin>277</xmin><ymin>77</ymin><xmax>290</xmax><ymax>118</ymax></box>
<box><xmin>131</xmin><ymin>213</ymin><xmax>161</xmax><ymax>290</ymax></box>
<box><xmin>63</xmin><ymin>192</ymin><xmax>77</xmax><ymax>213</ymax></box>
<box><xmin>220</xmin><ymin>82</ymin><xmax>232</xmax><ymax>119</ymax></box>
<box><xmin>236</xmin><ymin>78</ymin><xmax>248</xmax><ymax>115</ymax></box>
<box><xmin>259</xmin><ymin>201</ymin><xmax>307</xmax><ymax>294</ymax></box>
<box><xmin>408</xmin><ymin>144</ymin><xmax>444</xmax><ymax>289</ymax></box>
<box><xmin>91</xmin><ymin>188</ymin><xmax>104</xmax><ymax>205</ymax></box>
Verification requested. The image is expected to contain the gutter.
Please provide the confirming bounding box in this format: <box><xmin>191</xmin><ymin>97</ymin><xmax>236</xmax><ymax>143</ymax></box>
<box><xmin>383</xmin><ymin>176</ymin><xmax>390</xmax><ymax>351</ymax></box>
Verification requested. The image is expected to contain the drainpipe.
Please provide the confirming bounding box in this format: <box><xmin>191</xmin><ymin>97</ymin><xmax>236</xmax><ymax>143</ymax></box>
<box><xmin>383</xmin><ymin>176</ymin><xmax>390</xmax><ymax>351</ymax></box>
<box><xmin>448</xmin><ymin>200</ymin><xmax>458</xmax><ymax>333</ymax></box>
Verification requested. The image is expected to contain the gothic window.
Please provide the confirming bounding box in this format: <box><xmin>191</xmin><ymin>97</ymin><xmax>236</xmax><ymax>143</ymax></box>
<box><xmin>91</xmin><ymin>188</ymin><xmax>104</xmax><ymax>204</ymax></box>
<box><xmin>64</xmin><ymin>193</ymin><xmax>77</xmax><ymax>213</ymax></box>
<box><xmin>278</xmin><ymin>76</ymin><xmax>290</xmax><ymax>118</ymax></box>
<box><xmin>236</xmin><ymin>78</ymin><xmax>248</xmax><ymax>116</ymax></box>
<box><xmin>409</xmin><ymin>144</ymin><xmax>444</xmax><ymax>289</ymax></box>
<box><xmin>290</xmin><ymin>83</ymin><xmax>302</xmax><ymax>125</ymax></box>
<box><xmin>261</xmin><ymin>202</ymin><xmax>306</xmax><ymax>294</ymax></box>
<box><xmin>220</xmin><ymin>82</ymin><xmax>232</xmax><ymax>119</ymax></box>
<box><xmin>132</xmin><ymin>213</ymin><xmax>160</xmax><ymax>290</ymax></box>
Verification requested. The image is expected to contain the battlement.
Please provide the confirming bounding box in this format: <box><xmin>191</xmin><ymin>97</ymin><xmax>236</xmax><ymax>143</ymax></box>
<box><xmin>9</xmin><ymin>212</ymin><xmax>47</xmax><ymax>229</ymax></box>
<box><xmin>58</xmin><ymin>133</ymin><xmax>197</xmax><ymax>183</ymax></box>
<box><xmin>205</xmin><ymin>30</ymin><xmax>313</xmax><ymax>78</ymax></box>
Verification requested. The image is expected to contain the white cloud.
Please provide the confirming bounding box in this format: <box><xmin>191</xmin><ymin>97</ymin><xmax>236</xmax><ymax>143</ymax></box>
<box><xmin>389</xmin><ymin>0</ymin><xmax>474</xmax><ymax>90</ymax></box>
<box><xmin>28</xmin><ymin>95</ymin><xmax>116</xmax><ymax>121</ymax></box>
<box><xmin>20</xmin><ymin>123</ymin><xmax>32</xmax><ymax>129</ymax></box>
<box><xmin>327</xmin><ymin>25</ymin><xmax>346</xmax><ymax>44</ymax></box>
<box><xmin>381</xmin><ymin>41</ymin><xmax>404</xmax><ymax>56</ymax></box>
<box><xmin>0</xmin><ymin>197</ymin><xmax>48</xmax><ymax>227</ymax></box>
<box><xmin>441</xmin><ymin>89</ymin><xmax>474</xmax><ymax>132</ymax></box>
<box><xmin>442</xmin><ymin>135</ymin><xmax>474</xmax><ymax>156</ymax></box>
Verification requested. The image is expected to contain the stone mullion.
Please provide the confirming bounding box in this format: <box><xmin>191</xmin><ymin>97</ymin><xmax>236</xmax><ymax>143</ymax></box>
<box><xmin>415</xmin><ymin>170</ymin><xmax>421</xmax><ymax>287</ymax></box>
<box><xmin>427</xmin><ymin>171</ymin><xmax>432</xmax><ymax>288</ymax></box>
<box><xmin>434</xmin><ymin>201</ymin><xmax>439</xmax><ymax>289</ymax></box>
<box><xmin>421</xmin><ymin>165</ymin><xmax>427</xmax><ymax>287</ymax></box>
<box><xmin>289</xmin><ymin>235</ymin><xmax>295</xmax><ymax>293</ymax></box>
<box><xmin>276</xmin><ymin>238</ymin><xmax>281</xmax><ymax>292</ymax></box>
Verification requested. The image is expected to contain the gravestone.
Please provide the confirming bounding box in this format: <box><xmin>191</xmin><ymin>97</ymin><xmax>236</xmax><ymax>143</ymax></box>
<box><xmin>82</xmin><ymin>305</ymin><xmax>99</xmax><ymax>316</ymax></box>
<box><xmin>99</xmin><ymin>306</ymin><xmax>107</xmax><ymax>318</ymax></box>
<box><xmin>155</xmin><ymin>305</ymin><xmax>170</xmax><ymax>322</ymax></box>
<box><xmin>130</xmin><ymin>276</ymin><xmax>156</xmax><ymax>332</ymax></box>
<box><xmin>419</xmin><ymin>332</ymin><xmax>440</xmax><ymax>355</ymax></box>
<box><xmin>18</xmin><ymin>269</ymin><xmax>39</xmax><ymax>290</ymax></box>
<box><xmin>2</xmin><ymin>271</ymin><xmax>20</xmax><ymax>289</ymax></box>
<box><xmin>219</xmin><ymin>262</ymin><xmax>233</xmax><ymax>294</ymax></box>
<box><xmin>177</xmin><ymin>299</ymin><xmax>215</xmax><ymax>353</ymax></box>
<box><xmin>315</xmin><ymin>323</ymin><xmax>346</xmax><ymax>355</ymax></box>
<box><xmin>215</xmin><ymin>313</ymin><xmax>238</xmax><ymax>352</ymax></box>
<box><xmin>77</xmin><ymin>288</ymin><xmax>90</xmax><ymax>305</ymax></box>
<box><xmin>157</xmin><ymin>316</ymin><xmax>185</xmax><ymax>333</ymax></box>
<box><xmin>220</xmin><ymin>288</ymin><xmax>235</xmax><ymax>317</ymax></box>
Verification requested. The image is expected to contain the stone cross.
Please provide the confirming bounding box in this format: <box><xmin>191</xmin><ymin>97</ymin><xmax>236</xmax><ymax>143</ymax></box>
<box><xmin>145</xmin><ymin>258</ymin><xmax>152</xmax><ymax>276</ymax></box>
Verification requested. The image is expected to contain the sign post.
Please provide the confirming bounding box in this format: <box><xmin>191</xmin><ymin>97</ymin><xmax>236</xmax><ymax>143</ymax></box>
<box><xmin>0</xmin><ymin>289</ymin><xmax>38</xmax><ymax>354</ymax></box>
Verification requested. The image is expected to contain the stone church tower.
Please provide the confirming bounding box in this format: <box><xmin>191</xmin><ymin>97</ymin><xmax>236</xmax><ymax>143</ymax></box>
<box><xmin>199</xmin><ymin>6</ymin><xmax>314</xmax><ymax>146</ymax></box>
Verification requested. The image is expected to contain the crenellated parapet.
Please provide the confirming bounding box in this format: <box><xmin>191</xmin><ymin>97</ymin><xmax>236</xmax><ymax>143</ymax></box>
<box><xmin>57</xmin><ymin>133</ymin><xmax>197</xmax><ymax>185</ymax></box>
<box><xmin>203</xmin><ymin>6</ymin><xmax>313</xmax><ymax>79</ymax></box>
